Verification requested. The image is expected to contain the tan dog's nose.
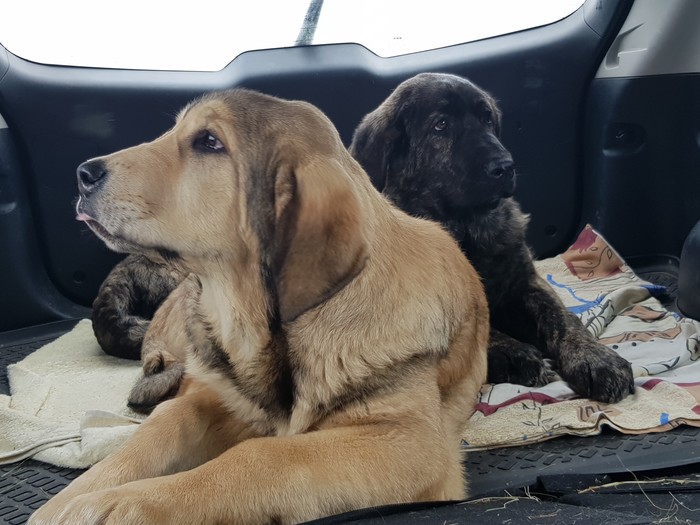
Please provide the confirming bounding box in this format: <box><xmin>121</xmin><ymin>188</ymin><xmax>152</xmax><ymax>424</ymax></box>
<box><xmin>77</xmin><ymin>159</ymin><xmax>108</xmax><ymax>195</ymax></box>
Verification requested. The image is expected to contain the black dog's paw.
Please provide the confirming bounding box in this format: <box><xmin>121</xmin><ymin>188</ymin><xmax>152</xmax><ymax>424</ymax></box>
<box><xmin>559</xmin><ymin>342</ymin><xmax>635</xmax><ymax>403</ymax></box>
<box><xmin>127</xmin><ymin>363</ymin><xmax>185</xmax><ymax>414</ymax></box>
<box><xmin>488</xmin><ymin>340</ymin><xmax>552</xmax><ymax>387</ymax></box>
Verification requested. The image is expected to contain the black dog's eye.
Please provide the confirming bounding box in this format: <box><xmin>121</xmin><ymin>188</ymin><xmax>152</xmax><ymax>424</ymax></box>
<box><xmin>481</xmin><ymin>110</ymin><xmax>494</xmax><ymax>126</ymax></box>
<box><xmin>193</xmin><ymin>131</ymin><xmax>225</xmax><ymax>153</ymax></box>
<box><xmin>434</xmin><ymin>118</ymin><xmax>449</xmax><ymax>132</ymax></box>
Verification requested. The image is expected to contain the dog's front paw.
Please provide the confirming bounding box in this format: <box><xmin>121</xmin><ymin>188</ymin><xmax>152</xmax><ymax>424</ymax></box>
<box><xmin>29</xmin><ymin>483</ymin><xmax>93</xmax><ymax>525</ymax></box>
<box><xmin>39</xmin><ymin>486</ymin><xmax>171</xmax><ymax>525</ymax></box>
<box><xmin>488</xmin><ymin>340</ymin><xmax>552</xmax><ymax>387</ymax></box>
<box><xmin>28</xmin><ymin>500</ymin><xmax>66</xmax><ymax>525</ymax></box>
<box><xmin>559</xmin><ymin>342</ymin><xmax>635</xmax><ymax>403</ymax></box>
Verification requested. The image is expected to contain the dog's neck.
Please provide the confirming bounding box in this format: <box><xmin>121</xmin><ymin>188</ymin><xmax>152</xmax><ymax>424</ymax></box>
<box><xmin>446</xmin><ymin>197</ymin><xmax>530</xmax><ymax>273</ymax></box>
<box><xmin>184</xmin><ymin>260</ymin><xmax>292</xmax><ymax>434</ymax></box>
<box><xmin>382</xmin><ymin>185</ymin><xmax>448</xmax><ymax>224</ymax></box>
<box><xmin>383</xmin><ymin>184</ymin><xmax>512</xmax><ymax>241</ymax></box>
<box><xmin>381</xmin><ymin>191</ymin><xmax>529</xmax><ymax>273</ymax></box>
<box><xmin>191</xmin><ymin>258</ymin><xmax>272</xmax><ymax>357</ymax></box>
<box><xmin>444</xmin><ymin>200</ymin><xmax>511</xmax><ymax>240</ymax></box>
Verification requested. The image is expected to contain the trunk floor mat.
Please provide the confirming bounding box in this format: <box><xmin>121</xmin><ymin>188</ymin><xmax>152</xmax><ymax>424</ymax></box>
<box><xmin>2</xmin><ymin>262</ymin><xmax>697</xmax><ymax>524</ymax></box>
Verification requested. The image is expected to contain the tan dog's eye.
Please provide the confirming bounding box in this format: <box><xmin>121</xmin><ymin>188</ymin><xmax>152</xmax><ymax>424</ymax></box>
<box><xmin>193</xmin><ymin>131</ymin><xmax>226</xmax><ymax>153</ymax></box>
<box><xmin>434</xmin><ymin>119</ymin><xmax>449</xmax><ymax>132</ymax></box>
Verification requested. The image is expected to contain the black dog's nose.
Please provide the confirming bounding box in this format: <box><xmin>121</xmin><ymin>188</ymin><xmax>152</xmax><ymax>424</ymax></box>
<box><xmin>77</xmin><ymin>160</ymin><xmax>108</xmax><ymax>194</ymax></box>
<box><xmin>487</xmin><ymin>158</ymin><xmax>515</xmax><ymax>179</ymax></box>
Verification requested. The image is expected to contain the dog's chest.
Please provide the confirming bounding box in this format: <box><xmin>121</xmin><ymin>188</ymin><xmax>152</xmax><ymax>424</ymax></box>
<box><xmin>184</xmin><ymin>278</ymin><xmax>446</xmax><ymax>437</ymax></box>
<box><xmin>451</xmin><ymin>200</ymin><xmax>530</xmax><ymax>296</ymax></box>
<box><xmin>178</xmin><ymin>282</ymin><xmax>293</xmax><ymax>433</ymax></box>
<box><xmin>186</xmin><ymin>319</ymin><xmax>351</xmax><ymax>436</ymax></box>
<box><xmin>193</xmin><ymin>340</ymin><xmax>295</xmax><ymax>429</ymax></box>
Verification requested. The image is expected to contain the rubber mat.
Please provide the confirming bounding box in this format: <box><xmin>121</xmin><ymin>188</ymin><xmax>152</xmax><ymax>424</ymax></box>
<box><xmin>466</xmin><ymin>426</ymin><xmax>700</xmax><ymax>497</ymax></box>
<box><xmin>0</xmin><ymin>460</ymin><xmax>81</xmax><ymax>525</ymax></box>
<box><xmin>305</xmin><ymin>497</ymin><xmax>653</xmax><ymax>524</ymax></box>
<box><xmin>0</xmin><ymin>319</ymin><xmax>84</xmax><ymax>525</ymax></box>
<box><xmin>628</xmin><ymin>255</ymin><xmax>680</xmax><ymax>312</ymax></box>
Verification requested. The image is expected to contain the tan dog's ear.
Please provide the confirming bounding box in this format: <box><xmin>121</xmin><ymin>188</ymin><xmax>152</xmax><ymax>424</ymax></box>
<box><xmin>273</xmin><ymin>158</ymin><xmax>368</xmax><ymax>323</ymax></box>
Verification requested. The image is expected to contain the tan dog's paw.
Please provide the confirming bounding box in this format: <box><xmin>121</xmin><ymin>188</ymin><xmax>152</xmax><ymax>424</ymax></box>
<box><xmin>29</xmin><ymin>466</ymin><xmax>129</xmax><ymax>525</ymax></box>
<box><xmin>36</xmin><ymin>486</ymin><xmax>171</xmax><ymax>525</ymax></box>
<box><xmin>28</xmin><ymin>502</ymin><xmax>60</xmax><ymax>525</ymax></box>
<box><xmin>29</xmin><ymin>487</ymin><xmax>87</xmax><ymax>525</ymax></box>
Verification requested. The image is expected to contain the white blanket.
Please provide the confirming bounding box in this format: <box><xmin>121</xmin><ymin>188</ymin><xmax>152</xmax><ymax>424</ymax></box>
<box><xmin>0</xmin><ymin>320</ymin><xmax>144</xmax><ymax>468</ymax></box>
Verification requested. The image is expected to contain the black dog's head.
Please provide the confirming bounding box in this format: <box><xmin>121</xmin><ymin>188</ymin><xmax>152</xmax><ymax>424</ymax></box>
<box><xmin>350</xmin><ymin>72</ymin><xmax>515</xmax><ymax>219</ymax></box>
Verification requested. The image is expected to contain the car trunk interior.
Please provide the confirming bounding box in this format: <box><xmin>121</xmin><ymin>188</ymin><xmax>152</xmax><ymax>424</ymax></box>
<box><xmin>2</xmin><ymin>0</ymin><xmax>700</xmax><ymax>523</ymax></box>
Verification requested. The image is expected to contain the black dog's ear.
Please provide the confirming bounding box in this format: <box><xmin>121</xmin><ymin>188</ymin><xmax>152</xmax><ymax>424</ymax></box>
<box><xmin>349</xmin><ymin>104</ymin><xmax>405</xmax><ymax>192</ymax></box>
<box><xmin>486</xmin><ymin>93</ymin><xmax>504</xmax><ymax>137</ymax></box>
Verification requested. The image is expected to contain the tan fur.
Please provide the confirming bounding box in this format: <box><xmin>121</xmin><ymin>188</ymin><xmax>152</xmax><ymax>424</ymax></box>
<box><xmin>31</xmin><ymin>90</ymin><xmax>488</xmax><ymax>525</ymax></box>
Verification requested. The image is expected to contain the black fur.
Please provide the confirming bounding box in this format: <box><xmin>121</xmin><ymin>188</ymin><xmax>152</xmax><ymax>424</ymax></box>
<box><xmin>91</xmin><ymin>254</ymin><xmax>185</xmax><ymax>359</ymax></box>
<box><xmin>350</xmin><ymin>72</ymin><xmax>635</xmax><ymax>403</ymax></box>
<box><xmin>127</xmin><ymin>360</ymin><xmax>185</xmax><ymax>412</ymax></box>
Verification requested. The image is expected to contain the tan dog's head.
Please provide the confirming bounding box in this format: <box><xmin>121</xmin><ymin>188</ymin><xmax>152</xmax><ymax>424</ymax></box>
<box><xmin>77</xmin><ymin>89</ymin><xmax>368</xmax><ymax>322</ymax></box>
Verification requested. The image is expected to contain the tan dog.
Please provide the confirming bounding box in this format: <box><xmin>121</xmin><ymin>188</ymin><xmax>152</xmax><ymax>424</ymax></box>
<box><xmin>30</xmin><ymin>90</ymin><xmax>488</xmax><ymax>525</ymax></box>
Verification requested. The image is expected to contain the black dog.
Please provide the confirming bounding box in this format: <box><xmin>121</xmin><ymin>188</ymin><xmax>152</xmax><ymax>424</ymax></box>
<box><xmin>92</xmin><ymin>254</ymin><xmax>185</xmax><ymax>360</ymax></box>
<box><xmin>349</xmin><ymin>72</ymin><xmax>635</xmax><ymax>403</ymax></box>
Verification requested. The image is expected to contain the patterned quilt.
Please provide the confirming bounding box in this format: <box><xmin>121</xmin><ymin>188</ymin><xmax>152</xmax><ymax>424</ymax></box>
<box><xmin>463</xmin><ymin>225</ymin><xmax>700</xmax><ymax>450</ymax></box>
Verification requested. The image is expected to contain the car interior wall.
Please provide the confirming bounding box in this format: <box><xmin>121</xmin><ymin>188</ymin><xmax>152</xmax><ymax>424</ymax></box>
<box><xmin>582</xmin><ymin>75</ymin><xmax>700</xmax><ymax>259</ymax></box>
<box><xmin>0</xmin><ymin>0</ymin><xmax>633</xmax><ymax>331</ymax></box>
<box><xmin>0</xmin><ymin>120</ymin><xmax>89</xmax><ymax>330</ymax></box>
<box><xmin>581</xmin><ymin>0</ymin><xmax>700</xmax><ymax>259</ymax></box>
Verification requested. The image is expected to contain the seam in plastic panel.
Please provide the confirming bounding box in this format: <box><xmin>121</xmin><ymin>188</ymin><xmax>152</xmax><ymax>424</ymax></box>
<box><xmin>0</xmin><ymin>46</ymin><xmax>8</xmax><ymax>84</ymax></box>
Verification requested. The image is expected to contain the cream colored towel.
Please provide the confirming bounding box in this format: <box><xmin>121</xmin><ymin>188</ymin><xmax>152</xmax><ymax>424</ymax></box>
<box><xmin>0</xmin><ymin>319</ymin><xmax>144</xmax><ymax>468</ymax></box>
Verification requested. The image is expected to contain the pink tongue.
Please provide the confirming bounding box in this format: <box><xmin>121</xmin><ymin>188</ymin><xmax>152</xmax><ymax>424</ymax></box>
<box><xmin>75</xmin><ymin>197</ymin><xmax>94</xmax><ymax>222</ymax></box>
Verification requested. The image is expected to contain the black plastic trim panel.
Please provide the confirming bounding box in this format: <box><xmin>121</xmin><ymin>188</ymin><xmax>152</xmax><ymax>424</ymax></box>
<box><xmin>581</xmin><ymin>74</ymin><xmax>700</xmax><ymax>259</ymax></box>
